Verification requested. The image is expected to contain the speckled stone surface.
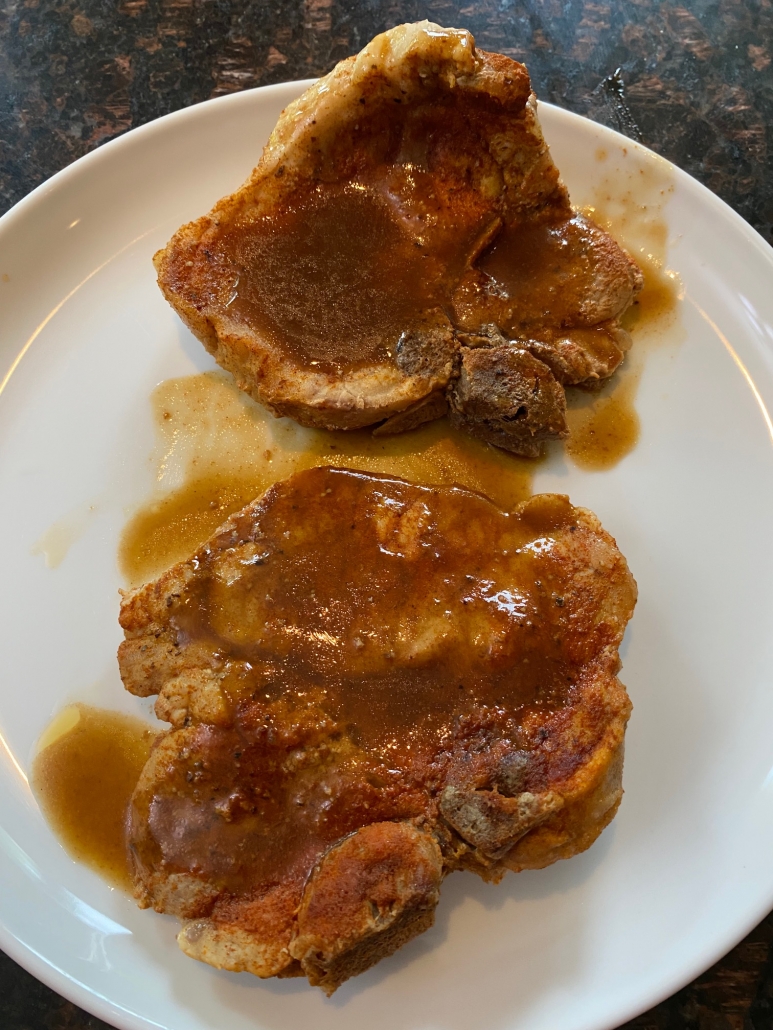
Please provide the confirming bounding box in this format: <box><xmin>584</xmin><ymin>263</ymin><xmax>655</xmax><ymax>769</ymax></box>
<box><xmin>2</xmin><ymin>0</ymin><xmax>773</xmax><ymax>240</ymax></box>
<box><xmin>2</xmin><ymin>1</ymin><xmax>773</xmax><ymax>1027</ymax></box>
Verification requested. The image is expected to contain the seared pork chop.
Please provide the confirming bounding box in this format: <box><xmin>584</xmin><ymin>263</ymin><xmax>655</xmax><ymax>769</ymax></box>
<box><xmin>154</xmin><ymin>22</ymin><xmax>642</xmax><ymax>457</ymax></box>
<box><xmin>119</xmin><ymin>467</ymin><xmax>636</xmax><ymax>992</ymax></box>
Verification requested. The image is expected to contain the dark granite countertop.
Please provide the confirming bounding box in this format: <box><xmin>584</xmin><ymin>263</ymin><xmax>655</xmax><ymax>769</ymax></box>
<box><xmin>2</xmin><ymin>1</ymin><xmax>773</xmax><ymax>1027</ymax></box>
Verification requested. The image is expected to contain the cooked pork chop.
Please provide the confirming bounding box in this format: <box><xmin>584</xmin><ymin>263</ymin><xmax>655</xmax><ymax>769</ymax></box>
<box><xmin>154</xmin><ymin>22</ymin><xmax>642</xmax><ymax>457</ymax></box>
<box><xmin>119</xmin><ymin>467</ymin><xmax>636</xmax><ymax>992</ymax></box>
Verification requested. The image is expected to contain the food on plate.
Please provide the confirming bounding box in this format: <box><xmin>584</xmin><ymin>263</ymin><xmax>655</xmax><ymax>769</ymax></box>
<box><xmin>118</xmin><ymin>466</ymin><xmax>636</xmax><ymax>993</ymax></box>
<box><xmin>154</xmin><ymin>22</ymin><xmax>642</xmax><ymax>457</ymax></box>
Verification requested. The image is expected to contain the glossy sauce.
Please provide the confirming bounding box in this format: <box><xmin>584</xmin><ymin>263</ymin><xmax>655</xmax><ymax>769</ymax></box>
<box><xmin>584</xmin><ymin>153</ymin><xmax>683</xmax><ymax>343</ymax></box>
<box><xmin>45</xmin><ymin>90</ymin><xmax>677</xmax><ymax>902</ymax></box>
<box><xmin>565</xmin><ymin>371</ymin><xmax>640</xmax><ymax>470</ymax></box>
<box><xmin>476</xmin><ymin>215</ymin><xmax>602</xmax><ymax>329</ymax></box>
<box><xmin>119</xmin><ymin>154</ymin><xmax>686</xmax><ymax>588</ymax></box>
<box><xmin>560</xmin><ymin>239</ymin><xmax>679</xmax><ymax>469</ymax></box>
<box><xmin>127</xmin><ymin>469</ymin><xmax>623</xmax><ymax>892</ymax></box>
<box><xmin>32</xmin><ymin>705</ymin><xmax>156</xmax><ymax>891</ymax></box>
<box><xmin>561</xmin><ymin>154</ymin><xmax>684</xmax><ymax>470</ymax></box>
<box><xmin>119</xmin><ymin>372</ymin><xmax>538</xmax><ymax>586</ymax></box>
<box><xmin>222</xmin><ymin>179</ymin><xmax>487</xmax><ymax>375</ymax></box>
<box><xmin>170</xmin><ymin>472</ymin><xmax>578</xmax><ymax>746</ymax></box>
<box><xmin>622</xmin><ymin>254</ymin><xmax>681</xmax><ymax>336</ymax></box>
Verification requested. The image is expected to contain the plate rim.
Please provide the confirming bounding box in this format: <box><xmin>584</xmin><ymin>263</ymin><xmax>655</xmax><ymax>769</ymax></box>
<box><xmin>3</xmin><ymin>82</ymin><xmax>773</xmax><ymax>268</ymax></box>
<box><xmin>1</xmin><ymin>79</ymin><xmax>773</xmax><ymax>1030</ymax></box>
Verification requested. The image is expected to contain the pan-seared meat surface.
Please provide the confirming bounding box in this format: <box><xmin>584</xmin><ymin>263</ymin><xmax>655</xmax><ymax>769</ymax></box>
<box><xmin>119</xmin><ymin>467</ymin><xmax>636</xmax><ymax>992</ymax></box>
<box><xmin>154</xmin><ymin>22</ymin><xmax>642</xmax><ymax>456</ymax></box>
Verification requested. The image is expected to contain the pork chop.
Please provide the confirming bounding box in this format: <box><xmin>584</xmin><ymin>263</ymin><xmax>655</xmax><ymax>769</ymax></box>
<box><xmin>119</xmin><ymin>466</ymin><xmax>636</xmax><ymax>992</ymax></box>
<box><xmin>154</xmin><ymin>22</ymin><xmax>642</xmax><ymax>457</ymax></box>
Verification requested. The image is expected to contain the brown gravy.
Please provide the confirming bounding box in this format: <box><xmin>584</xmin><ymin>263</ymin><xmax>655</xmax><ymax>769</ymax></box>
<box><xmin>120</xmin><ymin>472</ymin><xmax>264</xmax><ymax>588</ymax></box>
<box><xmin>225</xmin><ymin>184</ymin><xmax>435</xmax><ymax>373</ymax></box>
<box><xmin>119</xmin><ymin>372</ymin><xmax>538</xmax><ymax>587</ymax></box>
<box><xmin>561</xmin><ymin>246</ymin><xmax>680</xmax><ymax>470</ymax></box>
<box><xmin>170</xmin><ymin>471</ymin><xmax>577</xmax><ymax>751</ymax></box>
<box><xmin>565</xmin><ymin>371</ymin><xmax>640</xmax><ymax>470</ymax></box>
<box><xmin>477</xmin><ymin>215</ymin><xmax>604</xmax><ymax>330</ymax></box>
<box><xmin>222</xmin><ymin>180</ymin><xmax>488</xmax><ymax>375</ymax></box>
<box><xmin>32</xmin><ymin>705</ymin><xmax>156</xmax><ymax>891</ymax></box>
<box><xmin>622</xmin><ymin>254</ymin><xmax>681</xmax><ymax>336</ymax></box>
<box><xmin>563</xmin><ymin>168</ymin><xmax>682</xmax><ymax>471</ymax></box>
<box><xmin>129</xmin><ymin>469</ymin><xmax>616</xmax><ymax>893</ymax></box>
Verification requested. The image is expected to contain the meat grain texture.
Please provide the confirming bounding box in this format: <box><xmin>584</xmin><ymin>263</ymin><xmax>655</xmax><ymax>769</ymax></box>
<box><xmin>154</xmin><ymin>21</ymin><xmax>642</xmax><ymax>457</ymax></box>
<box><xmin>119</xmin><ymin>466</ymin><xmax>636</xmax><ymax>993</ymax></box>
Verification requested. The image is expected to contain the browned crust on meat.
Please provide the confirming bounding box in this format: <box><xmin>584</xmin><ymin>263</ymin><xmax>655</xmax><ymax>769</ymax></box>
<box><xmin>290</xmin><ymin>822</ymin><xmax>443</xmax><ymax>994</ymax></box>
<box><xmin>448</xmin><ymin>343</ymin><xmax>568</xmax><ymax>456</ymax></box>
<box><xmin>152</xmin><ymin>22</ymin><xmax>641</xmax><ymax>452</ymax></box>
<box><xmin>120</xmin><ymin>468</ymin><xmax>635</xmax><ymax>992</ymax></box>
<box><xmin>152</xmin><ymin>23</ymin><xmax>550</xmax><ymax>430</ymax></box>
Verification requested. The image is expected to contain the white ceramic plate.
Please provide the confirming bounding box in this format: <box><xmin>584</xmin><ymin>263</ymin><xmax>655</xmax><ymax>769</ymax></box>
<box><xmin>2</xmin><ymin>81</ymin><xmax>773</xmax><ymax>1030</ymax></box>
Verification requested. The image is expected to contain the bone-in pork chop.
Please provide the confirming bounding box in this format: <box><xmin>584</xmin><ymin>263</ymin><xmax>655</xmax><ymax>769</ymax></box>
<box><xmin>118</xmin><ymin>467</ymin><xmax>636</xmax><ymax>992</ymax></box>
<box><xmin>154</xmin><ymin>22</ymin><xmax>642</xmax><ymax>457</ymax></box>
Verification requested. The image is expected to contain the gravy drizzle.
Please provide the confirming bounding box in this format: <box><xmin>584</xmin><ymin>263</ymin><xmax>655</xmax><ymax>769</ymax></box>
<box><xmin>120</xmin><ymin>146</ymin><xmax>685</xmax><ymax>588</ymax></box>
<box><xmin>36</xmin><ymin>147</ymin><xmax>684</xmax><ymax>895</ymax></box>
<box><xmin>32</xmin><ymin>705</ymin><xmax>156</xmax><ymax>891</ymax></box>
<box><xmin>564</xmin><ymin>151</ymin><xmax>683</xmax><ymax>469</ymax></box>
<box><xmin>120</xmin><ymin>372</ymin><xmax>538</xmax><ymax>587</ymax></box>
